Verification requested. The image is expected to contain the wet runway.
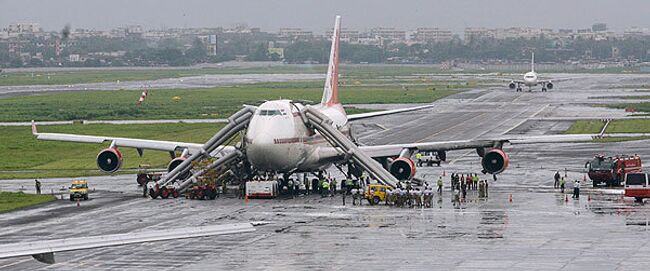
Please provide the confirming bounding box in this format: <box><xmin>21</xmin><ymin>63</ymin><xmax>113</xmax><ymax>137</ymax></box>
<box><xmin>2</xmin><ymin>74</ymin><xmax>650</xmax><ymax>270</ymax></box>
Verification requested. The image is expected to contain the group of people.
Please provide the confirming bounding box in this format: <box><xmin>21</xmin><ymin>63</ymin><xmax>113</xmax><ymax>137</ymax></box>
<box><xmin>553</xmin><ymin>171</ymin><xmax>580</xmax><ymax>199</ymax></box>
<box><xmin>279</xmin><ymin>176</ymin><xmax>364</xmax><ymax>198</ymax></box>
<box><xmin>385</xmin><ymin>187</ymin><xmax>436</xmax><ymax>208</ymax></box>
<box><xmin>450</xmin><ymin>173</ymin><xmax>489</xmax><ymax>200</ymax></box>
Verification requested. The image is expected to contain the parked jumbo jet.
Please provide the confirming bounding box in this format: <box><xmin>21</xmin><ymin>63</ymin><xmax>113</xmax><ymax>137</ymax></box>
<box><xmin>508</xmin><ymin>53</ymin><xmax>555</xmax><ymax>92</ymax></box>
<box><xmin>33</xmin><ymin>16</ymin><xmax>600</xmax><ymax>187</ymax></box>
<box><xmin>18</xmin><ymin>15</ymin><xmax>630</xmax><ymax>264</ymax></box>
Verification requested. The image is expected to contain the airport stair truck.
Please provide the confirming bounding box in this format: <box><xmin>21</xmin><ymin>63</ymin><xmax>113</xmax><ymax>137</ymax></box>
<box><xmin>148</xmin><ymin>107</ymin><xmax>254</xmax><ymax>199</ymax></box>
<box><xmin>301</xmin><ymin>106</ymin><xmax>399</xmax><ymax>189</ymax></box>
<box><xmin>586</xmin><ymin>154</ymin><xmax>642</xmax><ymax>187</ymax></box>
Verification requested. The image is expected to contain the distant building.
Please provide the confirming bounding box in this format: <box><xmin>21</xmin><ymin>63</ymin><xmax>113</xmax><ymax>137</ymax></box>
<box><xmin>278</xmin><ymin>28</ymin><xmax>313</xmax><ymax>41</ymax></box>
<box><xmin>412</xmin><ymin>28</ymin><xmax>453</xmax><ymax>43</ymax></box>
<box><xmin>124</xmin><ymin>25</ymin><xmax>143</xmax><ymax>37</ymax></box>
<box><xmin>326</xmin><ymin>28</ymin><xmax>360</xmax><ymax>43</ymax></box>
<box><xmin>592</xmin><ymin>23</ymin><xmax>607</xmax><ymax>32</ymax></box>
<box><xmin>7</xmin><ymin>23</ymin><xmax>41</xmax><ymax>34</ymax></box>
<box><xmin>198</xmin><ymin>34</ymin><xmax>218</xmax><ymax>56</ymax></box>
<box><xmin>464</xmin><ymin>27</ymin><xmax>491</xmax><ymax>42</ymax></box>
<box><xmin>370</xmin><ymin>28</ymin><xmax>406</xmax><ymax>43</ymax></box>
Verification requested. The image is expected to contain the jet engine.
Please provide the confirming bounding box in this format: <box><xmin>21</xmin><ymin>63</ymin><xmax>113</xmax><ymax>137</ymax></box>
<box><xmin>167</xmin><ymin>157</ymin><xmax>186</xmax><ymax>172</ymax></box>
<box><xmin>481</xmin><ymin>149</ymin><xmax>509</xmax><ymax>174</ymax></box>
<box><xmin>546</xmin><ymin>82</ymin><xmax>554</xmax><ymax>89</ymax></box>
<box><xmin>389</xmin><ymin>157</ymin><xmax>416</xmax><ymax>180</ymax></box>
<box><xmin>167</xmin><ymin>157</ymin><xmax>191</xmax><ymax>179</ymax></box>
<box><xmin>96</xmin><ymin>148</ymin><xmax>123</xmax><ymax>173</ymax></box>
<box><xmin>509</xmin><ymin>82</ymin><xmax>516</xmax><ymax>89</ymax></box>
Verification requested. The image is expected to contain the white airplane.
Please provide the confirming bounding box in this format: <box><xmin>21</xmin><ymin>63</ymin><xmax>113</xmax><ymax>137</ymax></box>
<box><xmin>33</xmin><ymin>16</ymin><xmax>599</xmax><ymax>188</ymax></box>
<box><xmin>508</xmin><ymin>53</ymin><xmax>554</xmax><ymax>92</ymax></box>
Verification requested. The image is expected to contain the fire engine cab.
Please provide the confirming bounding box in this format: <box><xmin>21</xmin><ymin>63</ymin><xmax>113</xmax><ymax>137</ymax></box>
<box><xmin>586</xmin><ymin>154</ymin><xmax>642</xmax><ymax>187</ymax></box>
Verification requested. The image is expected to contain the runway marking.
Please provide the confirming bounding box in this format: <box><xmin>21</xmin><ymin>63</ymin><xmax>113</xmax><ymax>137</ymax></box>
<box><xmin>501</xmin><ymin>104</ymin><xmax>550</xmax><ymax>135</ymax></box>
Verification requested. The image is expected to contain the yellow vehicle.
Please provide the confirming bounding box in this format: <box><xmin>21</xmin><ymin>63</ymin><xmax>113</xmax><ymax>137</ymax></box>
<box><xmin>69</xmin><ymin>180</ymin><xmax>89</xmax><ymax>201</ymax></box>
<box><xmin>365</xmin><ymin>184</ymin><xmax>391</xmax><ymax>205</ymax></box>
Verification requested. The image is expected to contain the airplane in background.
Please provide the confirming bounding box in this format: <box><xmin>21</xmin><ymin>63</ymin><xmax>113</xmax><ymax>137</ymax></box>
<box><xmin>508</xmin><ymin>53</ymin><xmax>555</xmax><ymax>92</ymax></box>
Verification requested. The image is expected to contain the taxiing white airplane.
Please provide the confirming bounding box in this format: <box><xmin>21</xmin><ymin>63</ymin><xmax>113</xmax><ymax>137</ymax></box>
<box><xmin>508</xmin><ymin>53</ymin><xmax>554</xmax><ymax>92</ymax></box>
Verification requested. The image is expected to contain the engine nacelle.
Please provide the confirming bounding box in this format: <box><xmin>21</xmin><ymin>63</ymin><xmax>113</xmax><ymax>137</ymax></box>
<box><xmin>167</xmin><ymin>157</ymin><xmax>191</xmax><ymax>179</ymax></box>
<box><xmin>389</xmin><ymin>157</ymin><xmax>416</xmax><ymax>180</ymax></box>
<box><xmin>96</xmin><ymin>148</ymin><xmax>123</xmax><ymax>173</ymax></box>
<box><xmin>481</xmin><ymin>149</ymin><xmax>510</xmax><ymax>175</ymax></box>
<box><xmin>167</xmin><ymin>157</ymin><xmax>186</xmax><ymax>172</ymax></box>
<box><xmin>509</xmin><ymin>82</ymin><xmax>516</xmax><ymax>89</ymax></box>
<box><xmin>546</xmin><ymin>82</ymin><xmax>554</xmax><ymax>89</ymax></box>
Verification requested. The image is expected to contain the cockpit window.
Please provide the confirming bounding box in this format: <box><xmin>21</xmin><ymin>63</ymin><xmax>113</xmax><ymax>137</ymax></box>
<box><xmin>257</xmin><ymin>110</ymin><xmax>286</xmax><ymax>116</ymax></box>
<box><xmin>525</xmin><ymin>75</ymin><xmax>535</xmax><ymax>78</ymax></box>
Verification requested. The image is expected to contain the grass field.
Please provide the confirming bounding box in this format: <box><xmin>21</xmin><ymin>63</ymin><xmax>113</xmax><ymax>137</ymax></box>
<box><xmin>0</xmin><ymin>81</ymin><xmax>462</xmax><ymax>122</ymax></box>
<box><xmin>565</xmin><ymin>119</ymin><xmax>650</xmax><ymax>142</ymax></box>
<box><xmin>0</xmin><ymin>192</ymin><xmax>56</xmax><ymax>213</ymax></box>
<box><xmin>0</xmin><ymin>123</ymin><xmax>223</xmax><ymax>179</ymax></box>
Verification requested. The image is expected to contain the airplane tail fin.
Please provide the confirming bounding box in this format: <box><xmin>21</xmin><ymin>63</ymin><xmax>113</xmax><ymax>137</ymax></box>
<box><xmin>321</xmin><ymin>15</ymin><xmax>341</xmax><ymax>107</ymax></box>
<box><xmin>531</xmin><ymin>52</ymin><xmax>535</xmax><ymax>73</ymax></box>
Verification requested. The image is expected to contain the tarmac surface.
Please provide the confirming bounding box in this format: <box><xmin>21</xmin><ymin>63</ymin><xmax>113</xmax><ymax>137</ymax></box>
<box><xmin>2</xmin><ymin>73</ymin><xmax>650</xmax><ymax>270</ymax></box>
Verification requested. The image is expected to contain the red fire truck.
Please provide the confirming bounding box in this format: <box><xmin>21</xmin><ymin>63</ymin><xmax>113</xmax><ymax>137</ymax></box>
<box><xmin>586</xmin><ymin>154</ymin><xmax>642</xmax><ymax>187</ymax></box>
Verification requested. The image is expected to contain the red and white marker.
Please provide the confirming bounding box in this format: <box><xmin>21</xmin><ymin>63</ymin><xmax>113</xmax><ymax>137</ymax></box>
<box><xmin>136</xmin><ymin>88</ymin><xmax>148</xmax><ymax>105</ymax></box>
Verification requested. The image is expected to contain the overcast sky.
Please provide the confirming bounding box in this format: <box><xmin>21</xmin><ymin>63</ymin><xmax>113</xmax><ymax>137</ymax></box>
<box><xmin>1</xmin><ymin>0</ymin><xmax>648</xmax><ymax>34</ymax></box>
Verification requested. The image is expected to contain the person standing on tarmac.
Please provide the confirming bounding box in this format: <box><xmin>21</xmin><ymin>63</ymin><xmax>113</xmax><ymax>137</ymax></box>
<box><xmin>560</xmin><ymin>177</ymin><xmax>566</xmax><ymax>194</ymax></box>
<box><xmin>437</xmin><ymin>177</ymin><xmax>443</xmax><ymax>193</ymax></box>
<box><xmin>34</xmin><ymin>179</ymin><xmax>41</xmax><ymax>195</ymax></box>
<box><xmin>342</xmin><ymin>189</ymin><xmax>346</xmax><ymax>205</ymax></box>
<box><xmin>554</xmin><ymin>171</ymin><xmax>561</xmax><ymax>189</ymax></box>
<box><xmin>573</xmin><ymin>180</ymin><xmax>580</xmax><ymax>199</ymax></box>
<box><xmin>331</xmin><ymin>178</ymin><xmax>337</xmax><ymax>196</ymax></box>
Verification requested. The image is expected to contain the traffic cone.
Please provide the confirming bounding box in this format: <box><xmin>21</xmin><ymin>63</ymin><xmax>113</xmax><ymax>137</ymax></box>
<box><xmin>244</xmin><ymin>194</ymin><xmax>249</xmax><ymax>203</ymax></box>
<box><xmin>508</xmin><ymin>194</ymin><xmax>513</xmax><ymax>203</ymax></box>
<box><xmin>588</xmin><ymin>194</ymin><xmax>591</xmax><ymax>202</ymax></box>
<box><xmin>76</xmin><ymin>199</ymin><xmax>80</xmax><ymax>207</ymax></box>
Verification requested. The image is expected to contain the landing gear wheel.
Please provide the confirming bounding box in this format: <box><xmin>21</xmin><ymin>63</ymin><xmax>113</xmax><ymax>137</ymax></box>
<box><xmin>160</xmin><ymin>188</ymin><xmax>170</xmax><ymax>199</ymax></box>
<box><xmin>635</xmin><ymin>197</ymin><xmax>643</xmax><ymax>203</ymax></box>
<box><xmin>516</xmin><ymin>88</ymin><xmax>522</xmax><ymax>92</ymax></box>
<box><xmin>542</xmin><ymin>88</ymin><xmax>547</xmax><ymax>92</ymax></box>
<box><xmin>149</xmin><ymin>188</ymin><xmax>160</xmax><ymax>199</ymax></box>
<box><xmin>172</xmin><ymin>190</ymin><xmax>179</xmax><ymax>198</ymax></box>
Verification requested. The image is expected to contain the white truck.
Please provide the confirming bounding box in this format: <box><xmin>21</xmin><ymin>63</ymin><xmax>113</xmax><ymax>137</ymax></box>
<box><xmin>246</xmin><ymin>180</ymin><xmax>279</xmax><ymax>199</ymax></box>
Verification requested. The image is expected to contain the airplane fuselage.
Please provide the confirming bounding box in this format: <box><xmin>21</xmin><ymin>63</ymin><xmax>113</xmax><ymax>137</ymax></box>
<box><xmin>244</xmin><ymin>100</ymin><xmax>347</xmax><ymax>173</ymax></box>
<box><xmin>523</xmin><ymin>71</ymin><xmax>538</xmax><ymax>87</ymax></box>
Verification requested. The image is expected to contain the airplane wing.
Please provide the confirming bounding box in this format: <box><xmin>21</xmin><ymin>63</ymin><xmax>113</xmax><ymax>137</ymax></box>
<box><xmin>31</xmin><ymin>121</ymin><xmax>234</xmax><ymax>155</ymax></box>
<box><xmin>347</xmin><ymin>104</ymin><xmax>435</xmax><ymax>121</ymax></box>
<box><xmin>0</xmin><ymin>222</ymin><xmax>257</xmax><ymax>264</ymax></box>
<box><xmin>359</xmin><ymin>134</ymin><xmax>617</xmax><ymax>158</ymax></box>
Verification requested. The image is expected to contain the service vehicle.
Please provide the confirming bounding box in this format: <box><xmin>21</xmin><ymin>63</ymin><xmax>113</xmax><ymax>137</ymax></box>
<box><xmin>586</xmin><ymin>154</ymin><xmax>642</xmax><ymax>187</ymax></box>
<box><xmin>246</xmin><ymin>180</ymin><xmax>279</xmax><ymax>199</ymax></box>
<box><xmin>69</xmin><ymin>180</ymin><xmax>89</xmax><ymax>201</ymax></box>
<box><xmin>624</xmin><ymin>172</ymin><xmax>650</xmax><ymax>202</ymax></box>
<box><xmin>365</xmin><ymin>184</ymin><xmax>391</xmax><ymax>205</ymax></box>
<box><xmin>417</xmin><ymin>152</ymin><xmax>442</xmax><ymax>167</ymax></box>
